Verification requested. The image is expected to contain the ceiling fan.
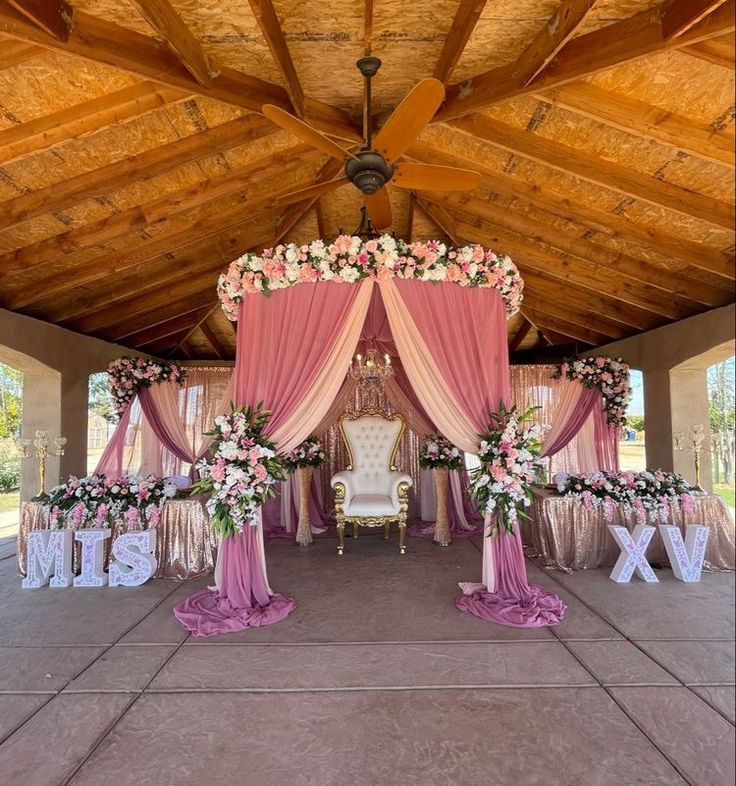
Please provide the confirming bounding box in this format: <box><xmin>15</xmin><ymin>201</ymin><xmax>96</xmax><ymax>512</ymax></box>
<box><xmin>262</xmin><ymin>57</ymin><xmax>481</xmax><ymax>229</ymax></box>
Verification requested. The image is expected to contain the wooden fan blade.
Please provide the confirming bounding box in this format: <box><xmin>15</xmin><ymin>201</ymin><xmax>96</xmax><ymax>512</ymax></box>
<box><xmin>373</xmin><ymin>79</ymin><xmax>445</xmax><ymax>164</ymax></box>
<box><xmin>262</xmin><ymin>105</ymin><xmax>355</xmax><ymax>161</ymax></box>
<box><xmin>275</xmin><ymin>177</ymin><xmax>348</xmax><ymax>205</ymax></box>
<box><xmin>364</xmin><ymin>188</ymin><xmax>392</xmax><ymax>229</ymax></box>
<box><xmin>392</xmin><ymin>163</ymin><xmax>481</xmax><ymax>191</ymax></box>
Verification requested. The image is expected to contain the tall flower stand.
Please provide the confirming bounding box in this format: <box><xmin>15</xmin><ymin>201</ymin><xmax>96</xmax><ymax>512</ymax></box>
<box><xmin>295</xmin><ymin>466</ymin><xmax>314</xmax><ymax>547</ymax></box>
<box><xmin>434</xmin><ymin>466</ymin><xmax>451</xmax><ymax>546</ymax></box>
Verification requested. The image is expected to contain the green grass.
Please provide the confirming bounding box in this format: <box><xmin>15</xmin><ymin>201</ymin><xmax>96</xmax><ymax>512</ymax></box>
<box><xmin>715</xmin><ymin>484</ymin><xmax>735</xmax><ymax>508</ymax></box>
<box><xmin>0</xmin><ymin>491</ymin><xmax>19</xmax><ymax>514</ymax></box>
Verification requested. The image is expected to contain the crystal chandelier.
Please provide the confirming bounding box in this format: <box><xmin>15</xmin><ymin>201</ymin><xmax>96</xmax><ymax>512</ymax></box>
<box><xmin>348</xmin><ymin>348</ymin><xmax>394</xmax><ymax>381</ymax></box>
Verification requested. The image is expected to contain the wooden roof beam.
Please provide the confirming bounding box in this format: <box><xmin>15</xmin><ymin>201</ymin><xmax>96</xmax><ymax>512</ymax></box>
<box><xmin>432</xmin><ymin>0</ymin><xmax>488</xmax><ymax>84</ymax></box>
<box><xmin>449</xmin><ymin>215</ymin><xmax>697</xmax><ymax>321</ymax></box>
<box><xmin>0</xmin><ymin>37</ymin><xmax>45</xmax><ymax>67</ymax></box>
<box><xmin>199</xmin><ymin>320</ymin><xmax>226</xmax><ymax>359</ymax></box>
<box><xmin>0</xmin><ymin>81</ymin><xmax>189</xmax><ymax>167</ymax></box>
<box><xmin>661</xmin><ymin>0</ymin><xmax>728</xmax><ymax>41</ymax></box>
<box><xmin>0</xmin><ymin>144</ymin><xmax>319</xmax><ymax>280</ymax></box>
<box><xmin>7</xmin><ymin>0</ymin><xmax>71</xmax><ymax>41</ymax></box>
<box><xmin>448</xmin><ymin>113</ymin><xmax>735</xmax><ymax>230</ymax></box>
<box><xmin>129</xmin><ymin>1</ymin><xmax>215</xmax><ymax>86</ymax></box>
<box><xmin>424</xmin><ymin>191</ymin><xmax>728</xmax><ymax>307</ymax></box>
<box><xmin>408</xmin><ymin>142</ymin><xmax>735</xmax><ymax>280</ymax></box>
<box><xmin>537</xmin><ymin>81</ymin><xmax>734</xmax><ymax>169</ymax></box>
<box><xmin>682</xmin><ymin>35</ymin><xmax>736</xmax><ymax>68</ymax></box>
<box><xmin>0</xmin><ymin>4</ymin><xmax>358</xmax><ymax>139</ymax></box>
<box><xmin>173</xmin><ymin>305</ymin><xmax>220</xmax><ymax>356</ymax></box>
<box><xmin>523</xmin><ymin>309</ymin><xmax>608</xmax><ymax>346</ymax></box>
<box><xmin>247</xmin><ymin>0</ymin><xmax>304</xmax><ymax>115</ymax></box>
<box><xmin>515</xmin><ymin>0</ymin><xmax>594</xmax><ymax>86</ymax></box>
<box><xmin>101</xmin><ymin>293</ymin><xmax>220</xmax><ymax>341</ymax></box>
<box><xmin>437</xmin><ymin>0</ymin><xmax>735</xmax><ymax>120</ymax></box>
<box><xmin>508</xmin><ymin>318</ymin><xmax>533</xmax><ymax>352</ymax></box>
<box><xmin>363</xmin><ymin>0</ymin><xmax>373</xmax><ymax>55</ymax></box>
<box><xmin>0</xmin><ymin>113</ymin><xmax>276</xmax><ymax>230</ymax></box>
<box><xmin>125</xmin><ymin>308</ymin><xmax>213</xmax><ymax>348</ymax></box>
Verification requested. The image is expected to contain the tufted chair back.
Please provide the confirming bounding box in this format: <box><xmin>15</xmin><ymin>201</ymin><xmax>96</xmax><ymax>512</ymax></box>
<box><xmin>341</xmin><ymin>414</ymin><xmax>404</xmax><ymax>495</ymax></box>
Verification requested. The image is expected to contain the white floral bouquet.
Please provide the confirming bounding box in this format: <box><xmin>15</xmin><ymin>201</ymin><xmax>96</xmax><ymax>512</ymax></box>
<box><xmin>107</xmin><ymin>356</ymin><xmax>186</xmax><ymax>418</ymax></box>
<box><xmin>556</xmin><ymin>470</ymin><xmax>699</xmax><ymax>523</ymax></box>
<box><xmin>283</xmin><ymin>435</ymin><xmax>325</xmax><ymax>471</ymax></box>
<box><xmin>553</xmin><ymin>356</ymin><xmax>632</xmax><ymax>429</ymax></box>
<box><xmin>192</xmin><ymin>405</ymin><xmax>284</xmax><ymax>538</ymax></box>
<box><xmin>419</xmin><ymin>434</ymin><xmax>463</xmax><ymax>470</ymax></box>
<box><xmin>468</xmin><ymin>404</ymin><xmax>546</xmax><ymax>534</ymax></box>
<box><xmin>45</xmin><ymin>473</ymin><xmax>176</xmax><ymax>530</ymax></box>
<box><xmin>218</xmin><ymin>234</ymin><xmax>523</xmax><ymax>319</ymax></box>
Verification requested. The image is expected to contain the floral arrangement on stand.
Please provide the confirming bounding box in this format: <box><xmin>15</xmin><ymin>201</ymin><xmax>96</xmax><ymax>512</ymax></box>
<box><xmin>44</xmin><ymin>474</ymin><xmax>176</xmax><ymax>530</ymax></box>
<box><xmin>552</xmin><ymin>356</ymin><xmax>632</xmax><ymax>429</ymax></box>
<box><xmin>192</xmin><ymin>405</ymin><xmax>284</xmax><ymax>539</ymax></box>
<box><xmin>468</xmin><ymin>404</ymin><xmax>546</xmax><ymax>535</ymax></box>
<box><xmin>556</xmin><ymin>470</ymin><xmax>700</xmax><ymax>523</ymax></box>
<box><xmin>107</xmin><ymin>356</ymin><xmax>187</xmax><ymax>419</ymax></box>
<box><xmin>218</xmin><ymin>235</ymin><xmax>523</xmax><ymax>319</ymax></box>
<box><xmin>419</xmin><ymin>435</ymin><xmax>464</xmax><ymax>470</ymax></box>
<box><xmin>283</xmin><ymin>435</ymin><xmax>326</xmax><ymax>472</ymax></box>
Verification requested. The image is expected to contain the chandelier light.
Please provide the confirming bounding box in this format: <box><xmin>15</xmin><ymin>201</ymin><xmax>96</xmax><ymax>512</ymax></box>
<box><xmin>348</xmin><ymin>348</ymin><xmax>394</xmax><ymax>382</ymax></box>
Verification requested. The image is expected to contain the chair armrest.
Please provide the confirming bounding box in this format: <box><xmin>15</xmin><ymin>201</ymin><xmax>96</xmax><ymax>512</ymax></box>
<box><xmin>390</xmin><ymin>472</ymin><xmax>413</xmax><ymax>509</ymax></box>
<box><xmin>331</xmin><ymin>471</ymin><xmax>355</xmax><ymax>508</ymax></box>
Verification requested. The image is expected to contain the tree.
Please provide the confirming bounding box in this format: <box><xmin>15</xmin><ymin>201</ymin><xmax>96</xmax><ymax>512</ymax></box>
<box><xmin>709</xmin><ymin>358</ymin><xmax>735</xmax><ymax>485</ymax></box>
<box><xmin>627</xmin><ymin>415</ymin><xmax>645</xmax><ymax>432</ymax></box>
<box><xmin>88</xmin><ymin>372</ymin><xmax>116</xmax><ymax>423</ymax></box>
<box><xmin>0</xmin><ymin>362</ymin><xmax>22</xmax><ymax>439</ymax></box>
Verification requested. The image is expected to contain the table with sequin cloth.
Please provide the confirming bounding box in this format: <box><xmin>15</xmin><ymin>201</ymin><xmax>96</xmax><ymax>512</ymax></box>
<box><xmin>17</xmin><ymin>496</ymin><xmax>219</xmax><ymax>580</ymax></box>
<box><xmin>523</xmin><ymin>488</ymin><xmax>735</xmax><ymax>573</ymax></box>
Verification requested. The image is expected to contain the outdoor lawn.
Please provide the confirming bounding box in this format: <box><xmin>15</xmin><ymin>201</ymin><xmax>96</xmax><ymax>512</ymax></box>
<box><xmin>0</xmin><ymin>490</ymin><xmax>19</xmax><ymax>514</ymax></box>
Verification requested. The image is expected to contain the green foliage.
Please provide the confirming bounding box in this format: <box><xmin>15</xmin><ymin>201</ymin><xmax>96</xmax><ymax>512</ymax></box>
<box><xmin>627</xmin><ymin>415</ymin><xmax>645</xmax><ymax>432</ymax></box>
<box><xmin>709</xmin><ymin>359</ymin><xmax>735</xmax><ymax>485</ymax></box>
<box><xmin>0</xmin><ymin>362</ymin><xmax>22</xmax><ymax>440</ymax></box>
<box><xmin>0</xmin><ymin>468</ymin><xmax>20</xmax><ymax>492</ymax></box>
<box><xmin>88</xmin><ymin>372</ymin><xmax>116</xmax><ymax>423</ymax></box>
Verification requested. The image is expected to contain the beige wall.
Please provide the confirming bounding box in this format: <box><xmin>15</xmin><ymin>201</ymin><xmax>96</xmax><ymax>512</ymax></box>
<box><xmin>596</xmin><ymin>304</ymin><xmax>735</xmax><ymax>490</ymax></box>
<box><xmin>0</xmin><ymin>308</ymin><xmax>132</xmax><ymax>500</ymax></box>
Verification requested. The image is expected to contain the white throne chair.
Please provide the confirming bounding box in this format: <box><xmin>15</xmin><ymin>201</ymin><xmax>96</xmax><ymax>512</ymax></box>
<box><xmin>331</xmin><ymin>411</ymin><xmax>413</xmax><ymax>555</ymax></box>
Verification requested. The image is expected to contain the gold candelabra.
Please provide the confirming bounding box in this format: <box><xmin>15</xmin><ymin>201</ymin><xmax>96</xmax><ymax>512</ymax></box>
<box><xmin>16</xmin><ymin>430</ymin><xmax>67</xmax><ymax>496</ymax></box>
<box><xmin>673</xmin><ymin>423</ymin><xmax>705</xmax><ymax>488</ymax></box>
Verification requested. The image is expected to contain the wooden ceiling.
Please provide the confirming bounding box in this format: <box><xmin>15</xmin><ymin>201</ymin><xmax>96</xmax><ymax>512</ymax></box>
<box><xmin>0</xmin><ymin>0</ymin><xmax>733</xmax><ymax>360</ymax></box>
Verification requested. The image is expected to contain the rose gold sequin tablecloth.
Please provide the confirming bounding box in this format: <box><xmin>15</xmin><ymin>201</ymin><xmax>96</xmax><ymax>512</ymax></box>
<box><xmin>523</xmin><ymin>489</ymin><xmax>735</xmax><ymax>573</ymax></box>
<box><xmin>17</xmin><ymin>497</ymin><xmax>219</xmax><ymax>580</ymax></box>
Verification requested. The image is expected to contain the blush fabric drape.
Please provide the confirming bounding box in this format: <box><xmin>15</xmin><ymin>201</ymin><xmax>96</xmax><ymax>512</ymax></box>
<box><xmin>380</xmin><ymin>279</ymin><xmax>565</xmax><ymax>628</ymax></box>
<box><xmin>174</xmin><ymin>280</ymin><xmax>373</xmax><ymax>636</ymax></box>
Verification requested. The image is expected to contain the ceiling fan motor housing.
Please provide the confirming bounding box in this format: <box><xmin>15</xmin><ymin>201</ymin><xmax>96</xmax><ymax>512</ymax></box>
<box><xmin>345</xmin><ymin>150</ymin><xmax>394</xmax><ymax>195</ymax></box>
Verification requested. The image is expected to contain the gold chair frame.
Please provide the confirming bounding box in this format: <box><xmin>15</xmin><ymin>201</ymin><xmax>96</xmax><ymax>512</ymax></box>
<box><xmin>333</xmin><ymin>410</ymin><xmax>410</xmax><ymax>555</ymax></box>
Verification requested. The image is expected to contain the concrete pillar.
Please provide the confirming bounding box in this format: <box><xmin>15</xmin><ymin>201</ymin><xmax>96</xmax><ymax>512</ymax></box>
<box><xmin>669</xmin><ymin>367</ymin><xmax>712</xmax><ymax>490</ymax></box>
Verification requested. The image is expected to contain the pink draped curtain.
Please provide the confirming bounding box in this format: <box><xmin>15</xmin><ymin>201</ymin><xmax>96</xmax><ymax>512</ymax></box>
<box><xmin>174</xmin><ymin>280</ymin><xmax>373</xmax><ymax>636</ymax></box>
<box><xmin>380</xmin><ymin>279</ymin><xmax>565</xmax><ymax>628</ymax></box>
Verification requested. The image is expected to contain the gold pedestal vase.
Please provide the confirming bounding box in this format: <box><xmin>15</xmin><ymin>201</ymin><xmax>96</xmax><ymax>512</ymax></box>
<box><xmin>434</xmin><ymin>465</ymin><xmax>451</xmax><ymax>546</ymax></box>
<box><xmin>295</xmin><ymin>466</ymin><xmax>314</xmax><ymax>547</ymax></box>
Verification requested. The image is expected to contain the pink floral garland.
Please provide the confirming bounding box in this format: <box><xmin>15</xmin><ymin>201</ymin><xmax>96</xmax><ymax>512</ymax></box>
<box><xmin>217</xmin><ymin>235</ymin><xmax>523</xmax><ymax>320</ymax></box>
<box><xmin>107</xmin><ymin>356</ymin><xmax>186</xmax><ymax>419</ymax></box>
<box><xmin>553</xmin><ymin>356</ymin><xmax>632</xmax><ymax>429</ymax></box>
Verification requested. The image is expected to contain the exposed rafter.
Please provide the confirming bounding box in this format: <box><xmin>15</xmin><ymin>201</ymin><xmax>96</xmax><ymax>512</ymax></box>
<box><xmin>682</xmin><ymin>33</ymin><xmax>736</xmax><ymax>67</ymax></box>
<box><xmin>423</xmin><ymin>192</ymin><xmax>727</xmax><ymax>307</ymax></box>
<box><xmin>6</xmin><ymin>0</ymin><xmax>71</xmax><ymax>41</ymax></box>
<box><xmin>247</xmin><ymin>0</ymin><xmax>304</xmax><ymax>115</ymax></box>
<box><xmin>0</xmin><ymin>144</ymin><xmax>318</xmax><ymax>281</ymax></box>
<box><xmin>660</xmin><ymin>0</ymin><xmax>728</xmax><ymax>40</ymax></box>
<box><xmin>538</xmin><ymin>81</ymin><xmax>735</xmax><ymax>169</ymax></box>
<box><xmin>0</xmin><ymin>114</ymin><xmax>276</xmax><ymax>230</ymax></box>
<box><xmin>509</xmin><ymin>317</ymin><xmax>533</xmax><ymax>352</ymax></box>
<box><xmin>409</xmin><ymin>142</ymin><xmax>735</xmax><ymax>280</ymax></box>
<box><xmin>363</xmin><ymin>0</ymin><xmax>374</xmax><ymax>55</ymax></box>
<box><xmin>432</xmin><ymin>0</ymin><xmax>488</xmax><ymax>84</ymax></box>
<box><xmin>514</xmin><ymin>0</ymin><xmax>594</xmax><ymax>86</ymax></box>
<box><xmin>125</xmin><ymin>308</ymin><xmax>213</xmax><ymax>348</ymax></box>
<box><xmin>437</xmin><ymin>0</ymin><xmax>735</xmax><ymax>120</ymax></box>
<box><xmin>448</xmin><ymin>113</ymin><xmax>735</xmax><ymax>230</ymax></box>
<box><xmin>0</xmin><ymin>3</ymin><xmax>358</xmax><ymax>138</ymax></box>
<box><xmin>129</xmin><ymin>0</ymin><xmax>215</xmax><ymax>86</ymax></box>
<box><xmin>0</xmin><ymin>81</ymin><xmax>189</xmax><ymax>167</ymax></box>
<box><xmin>199</xmin><ymin>320</ymin><xmax>226</xmax><ymax>359</ymax></box>
<box><xmin>0</xmin><ymin>37</ymin><xmax>44</xmax><ymax>67</ymax></box>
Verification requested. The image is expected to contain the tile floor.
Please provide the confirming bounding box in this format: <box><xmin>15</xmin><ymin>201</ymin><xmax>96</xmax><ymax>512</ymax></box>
<box><xmin>0</xmin><ymin>533</ymin><xmax>733</xmax><ymax>786</ymax></box>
